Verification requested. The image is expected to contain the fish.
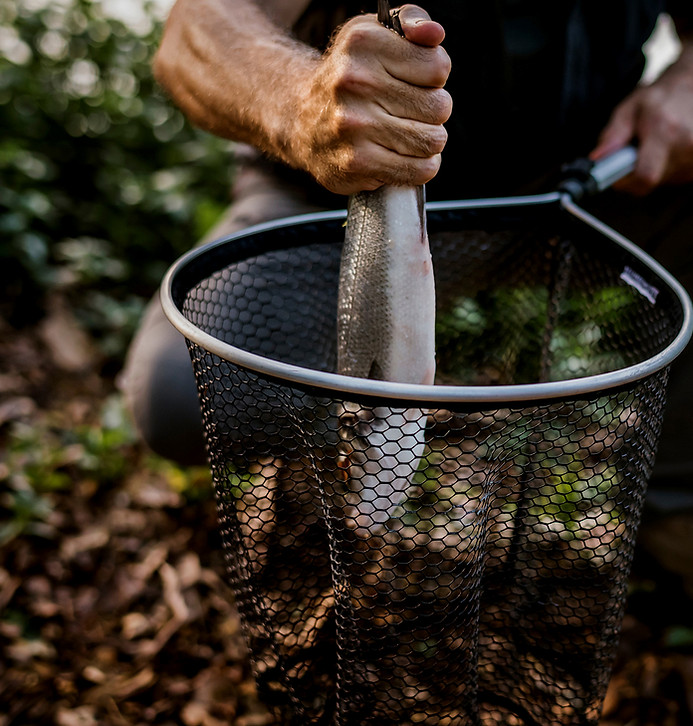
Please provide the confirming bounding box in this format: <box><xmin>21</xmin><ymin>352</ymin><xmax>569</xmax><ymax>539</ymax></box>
<box><xmin>338</xmin><ymin>186</ymin><xmax>436</xmax><ymax>385</ymax></box>
<box><xmin>335</xmin><ymin>185</ymin><xmax>436</xmax><ymax>535</ymax></box>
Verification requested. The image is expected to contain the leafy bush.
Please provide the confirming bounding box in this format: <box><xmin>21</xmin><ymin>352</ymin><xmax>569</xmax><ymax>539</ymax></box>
<box><xmin>0</xmin><ymin>0</ymin><xmax>233</xmax><ymax>361</ymax></box>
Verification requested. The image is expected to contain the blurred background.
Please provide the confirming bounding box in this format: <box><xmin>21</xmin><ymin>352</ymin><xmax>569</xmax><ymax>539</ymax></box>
<box><xmin>0</xmin><ymin>1</ymin><xmax>691</xmax><ymax>724</ymax></box>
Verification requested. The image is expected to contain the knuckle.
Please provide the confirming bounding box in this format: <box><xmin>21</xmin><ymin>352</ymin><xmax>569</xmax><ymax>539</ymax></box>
<box><xmin>431</xmin><ymin>48</ymin><xmax>452</xmax><ymax>86</ymax></box>
<box><xmin>433</xmin><ymin>89</ymin><xmax>453</xmax><ymax>122</ymax></box>
<box><xmin>334</xmin><ymin>64</ymin><xmax>371</xmax><ymax>94</ymax></box>
<box><xmin>637</xmin><ymin>170</ymin><xmax>657</xmax><ymax>188</ymax></box>
<box><xmin>419</xmin><ymin>89</ymin><xmax>452</xmax><ymax>125</ymax></box>
<box><xmin>342</xmin><ymin>147</ymin><xmax>370</xmax><ymax>177</ymax></box>
<box><xmin>429</xmin><ymin>125</ymin><xmax>448</xmax><ymax>155</ymax></box>
<box><xmin>681</xmin><ymin>125</ymin><xmax>693</xmax><ymax>147</ymax></box>
<box><xmin>339</xmin><ymin>19</ymin><xmax>378</xmax><ymax>51</ymax></box>
<box><xmin>666</xmin><ymin>116</ymin><xmax>693</xmax><ymax>148</ymax></box>
<box><xmin>655</xmin><ymin>110</ymin><xmax>679</xmax><ymax>135</ymax></box>
<box><xmin>412</xmin><ymin>154</ymin><xmax>441</xmax><ymax>184</ymax></box>
<box><xmin>634</xmin><ymin>164</ymin><xmax>660</xmax><ymax>191</ymax></box>
<box><xmin>332</xmin><ymin>106</ymin><xmax>362</xmax><ymax>137</ymax></box>
<box><xmin>413</xmin><ymin>125</ymin><xmax>447</xmax><ymax>156</ymax></box>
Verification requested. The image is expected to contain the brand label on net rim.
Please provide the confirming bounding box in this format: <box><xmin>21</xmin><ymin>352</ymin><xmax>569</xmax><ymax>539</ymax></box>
<box><xmin>620</xmin><ymin>266</ymin><xmax>659</xmax><ymax>304</ymax></box>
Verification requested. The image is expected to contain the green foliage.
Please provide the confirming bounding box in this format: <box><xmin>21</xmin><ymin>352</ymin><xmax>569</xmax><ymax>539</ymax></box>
<box><xmin>663</xmin><ymin>625</ymin><xmax>693</xmax><ymax>649</ymax></box>
<box><xmin>0</xmin><ymin>0</ymin><xmax>233</xmax><ymax>359</ymax></box>
<box><xmin>0</xmin><ymin>394</ymin><xmax>139</xmax><ymax>544</ymax></box>
<box><xmin>0</xmin><ymin>390</ymin><xmax>217</xmax><ymax>546</ymax></box>
<box><xmin>436</xmin><ymin>284</ymin><xmax>637</xmax><ymax>385</ymax></box>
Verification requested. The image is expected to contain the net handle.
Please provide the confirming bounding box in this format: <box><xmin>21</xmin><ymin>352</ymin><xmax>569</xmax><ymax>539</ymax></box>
<box><xmin>377</xmin><ymin>0</ymin><xmax>403</xmax><ymax>34</ymax></box>
<box><xmin>591</xmin><ymin>146</ymin><xmax>638</xmax><ymax>191</ymax></box>
<box><xmin>559</xmin><ymin>146</ymin><xmax>638</xmax><ymax>200</ymax></box>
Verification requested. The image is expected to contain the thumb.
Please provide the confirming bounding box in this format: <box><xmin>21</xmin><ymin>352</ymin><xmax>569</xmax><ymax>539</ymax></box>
<box><xmin>397</xmin><ymin>4</ymin><xmax>445</xmax><ymax>47</ymax></box>
<box><xmin>590</xmin><ymin>97</ymin><xmax>638</xmax><ymax>160</ymax></box>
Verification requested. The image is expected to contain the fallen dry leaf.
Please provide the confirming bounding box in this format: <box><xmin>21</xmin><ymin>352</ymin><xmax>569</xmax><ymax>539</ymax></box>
<box><xmin>55</xmin><ymin>706</ymin><xmax>98</xmax><ymax>726</ymax></box>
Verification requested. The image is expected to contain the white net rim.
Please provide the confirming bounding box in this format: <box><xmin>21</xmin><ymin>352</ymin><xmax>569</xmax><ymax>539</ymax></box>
<box><xmin>161</xmin><ymin>194</ymin><xmax>693</xmax><ymax>405</ymax></box>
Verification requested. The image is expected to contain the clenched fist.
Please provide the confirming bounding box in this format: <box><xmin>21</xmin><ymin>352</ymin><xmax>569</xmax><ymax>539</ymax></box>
<box><xmin>287</xmin><ymin>4</ymin><xmax>452</xmax><ymax>194</ymax></box>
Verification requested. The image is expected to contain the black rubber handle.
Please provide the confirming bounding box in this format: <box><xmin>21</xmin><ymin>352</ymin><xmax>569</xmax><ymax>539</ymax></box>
<box><xmin>559</xmin><ymin>146</ymin><xmax>638</xmax><ymax>201</ymax></box>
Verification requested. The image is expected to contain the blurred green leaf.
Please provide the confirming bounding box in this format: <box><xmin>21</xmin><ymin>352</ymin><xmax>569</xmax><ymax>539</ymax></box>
<box><xmin>663</xmin><ymin>625</ymin><xmax>693</xmax><ymax>649</ymax></box>
<box><xmin>0</xmin><ymin>395</ymin><xmax>143</xmax><ymax>543</ymax></box>
<box><xmin>1</xmin><ymin>0</ymin><xmax>234</xmax><ymax>364</ymax></box>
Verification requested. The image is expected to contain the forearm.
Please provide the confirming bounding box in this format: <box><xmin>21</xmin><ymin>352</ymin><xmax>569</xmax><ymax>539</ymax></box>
<box><xmin>153</xmin><ymin>0</ymin><xmax>319</xmax><ymax>168</ymax></box>
<box><xmin>154</xmin><ymin>2</ymin><xmax>451</xmax><ymax>195</ymax></box>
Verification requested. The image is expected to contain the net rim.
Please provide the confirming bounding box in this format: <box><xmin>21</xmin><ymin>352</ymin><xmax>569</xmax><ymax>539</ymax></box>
<box><xmin>161</xmin><ymin>194</ymin><xmax>693</xmax><ymax>405</ymax></box>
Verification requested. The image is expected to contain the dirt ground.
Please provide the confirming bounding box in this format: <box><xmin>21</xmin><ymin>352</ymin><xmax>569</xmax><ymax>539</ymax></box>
<box><xmin>1</xmin><ymin>313</ymin><xmax>693</xmax><ymax>726</ymax></box>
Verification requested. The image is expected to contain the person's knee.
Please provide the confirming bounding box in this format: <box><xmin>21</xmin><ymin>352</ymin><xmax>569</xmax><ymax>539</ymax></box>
<box><xmin>121</xmin><ymin>181</ymin><xmax>331</xmax><ymax>466</ymax></box>
<box><xmin>120</xmin><ymin>300</ymin><xmax>206</xmax><ymax>466</ymax></box>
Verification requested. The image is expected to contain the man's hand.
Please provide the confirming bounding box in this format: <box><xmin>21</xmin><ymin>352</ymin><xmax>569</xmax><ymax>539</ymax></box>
<box><xmin>287</xmin><ymin>5</ymin><xmax>452</xmax><ymax>194</ymax></box>
<box><xmin>590</xmin><ymin>40</ymin><xmax>693</xmax><ymax>195</ymax></box>
<box><xmin>154</xmin><ymin>1</ymin><xmax>450</xmax><ymax>195</ymax></box>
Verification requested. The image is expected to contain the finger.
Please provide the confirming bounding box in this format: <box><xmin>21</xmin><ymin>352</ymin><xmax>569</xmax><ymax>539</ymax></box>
<box><xmin>335</xmin><ymin>97</ymin><xmax>448</xmax><ymax>159</ymax></box>
<box><xmin>589</xmin><ymin>98</ymin><xmax>638</xmax><ymax>161</ymax></box>
<box><xmin>397</xmin><ymin>4</ymin><xmax>446</xmax><ymax>47</ymax></box>
<box><xmin>370</xmin><ymin>112</ymin><xmax>448</xmax><ymax>158</ymax></box>
<box><xmin>381</xmin><ymin>43</ymin><xmax>451</xmax><ymax>88</ymax></box>
<box><xmin>374</xmin><ymin>83</ymin><xmax>452</xmax><ymax>125</ymax></box>
<box><xmin>627</xmin><ymin>130</ymin><xmax>669</xmax><ymax>195</ymax></box>
<box><xmin>367</xmin><ymin>147</ymin><xmax>443</xmax><ymax>187</ymax></box>
<box><xmin>337</xmin><ymin>16</ymin><xmax>450</xmax><ymax>88</ymax></box>
<box><xmin>334</xmin><ymin>60</ymin><xmax>451</xmax><ymax>124</ymax></box>
<box><xmin>342</xmin><ymin>140</ymin><xmax>443</xmax><ymax>191</ymax></box>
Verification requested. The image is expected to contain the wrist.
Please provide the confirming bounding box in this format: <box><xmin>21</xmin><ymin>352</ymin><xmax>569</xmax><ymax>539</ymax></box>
<box><xmin>256</xmin><ymin>48</ymin><xmax>322</xmax><ymax>173</ymax></box>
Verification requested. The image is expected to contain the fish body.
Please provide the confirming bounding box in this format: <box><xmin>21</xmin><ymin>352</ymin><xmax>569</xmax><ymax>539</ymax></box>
<box><xmin>335</xmin><ymin>185</ymin><xmax>436</xmax><ymax>533</ymax></box>
<box><xmin>338</xmin><ymin>185</ymin><xmax>436</xmax><ymax>384</ymax></box>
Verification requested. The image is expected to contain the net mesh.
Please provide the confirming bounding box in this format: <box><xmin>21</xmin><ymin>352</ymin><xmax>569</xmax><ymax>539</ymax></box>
<box><xmin>172</xmin><ymin>203</ymin><xmax>682</xmax><ymax>725</ymax></box>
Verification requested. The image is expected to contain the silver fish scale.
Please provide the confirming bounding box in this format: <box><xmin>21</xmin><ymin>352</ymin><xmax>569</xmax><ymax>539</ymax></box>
<box><xmin>337</xmin><ymin>189</ymin><xmax>393</xmax><ymax>380</ymax></box>
<box><xmin>334</xmin><ymin>184</ymin><xmax>434</xmax><ymax>535</ymax></box>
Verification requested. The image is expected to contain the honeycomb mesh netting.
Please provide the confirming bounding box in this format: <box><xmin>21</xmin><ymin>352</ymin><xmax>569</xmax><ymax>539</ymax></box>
<box><xmin>171</xmin><ymin>204</ymin><xmax>684</xmax><ymax>725</ymax></box>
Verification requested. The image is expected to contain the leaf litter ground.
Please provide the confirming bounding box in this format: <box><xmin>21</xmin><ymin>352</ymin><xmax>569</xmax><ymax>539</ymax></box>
<box><xmin>1</xmin><ymin>316</ymin><xmax>692</xmax><ymax>726</ymax></box>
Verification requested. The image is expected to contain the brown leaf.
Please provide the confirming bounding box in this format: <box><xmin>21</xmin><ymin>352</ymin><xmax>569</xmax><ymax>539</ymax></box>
<box><xmin>132</xmin><ymin>543</ymin><xmax>169</xmax><ymax>580</ymax></box>
<box><xmin>55</xmin><ymin>706</ymin><xmax>98</xmax><ymax>726</ymax></box>
<box><xmin>160</xmin><ymin>561</ymin><xmax>189</xmax><ymax>622</ymax></box>
<box><xmin>82</xmin><ymin>665</ymin><xmax>107</xmax><ymax>684</ymax></box>
<box><xmin>38</xmin><ymin>296</ymin><xmax>97</xmax><ymax>372</ymax></box>
<box><xmin>133</xmin><ymin>617</ymin><xmax>185</xmax><ymax>659</ymax></box>
<box><xmin>0</xmin><ymin>396</ymin><xmax>36</xmax><ymax>425</ymax></box>
<box><xmin>121</xmin><ymin>612</ymin><xmax>152</xmax><ymax>640</ymax></box>
<box><xmin>177</xmin><ymin>552</ymin><xmax>202</xmax><ymax>589</ymax></box>
<box><xmin>60</xmin><ymin>525</ymin><xmax>110</xmax><ymax>560</ymax></box>
<box><xmin>6</xmin><ymin>638</ymin><xmax>57</xmax><ymax>662</ymax></box>
<box><xmin>181</xmin><ymin>701</ymin><xmax>228</xmax><ymax>726</ymax></box>
<box><xmin>0</xmin><ymin>567</ymin><xmax>21</xmax><ymax>609</ymax></box>
<box><xmin>86</xmin><ymin>667</ymin><xmax>156</xmax><ymax>700</ymax></box>
<box><xmin>235</xmin><ymin>714</ymin><xmax>276</xmax><ymax>726</ymax></box>
<box><xmin>0</xmin><ymin>372</ymin><xmax>27</xmax><ymax>394</ymax></box>
<box><xmin>126</xmin><ymin>471</ymin><xmax>184</xmax><ymax>509</ymax></box>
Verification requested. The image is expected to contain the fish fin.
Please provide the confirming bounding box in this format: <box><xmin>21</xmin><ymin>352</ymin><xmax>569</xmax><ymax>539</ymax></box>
<box><xmin>416</xmin><ymin>185</ymin><xmax>427</xmax><ymax>241</ymax></box>
<box><xmin>368</xmin><ymin>359</ymin><xmax>386</xmax><ymax>381</ymax></box>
